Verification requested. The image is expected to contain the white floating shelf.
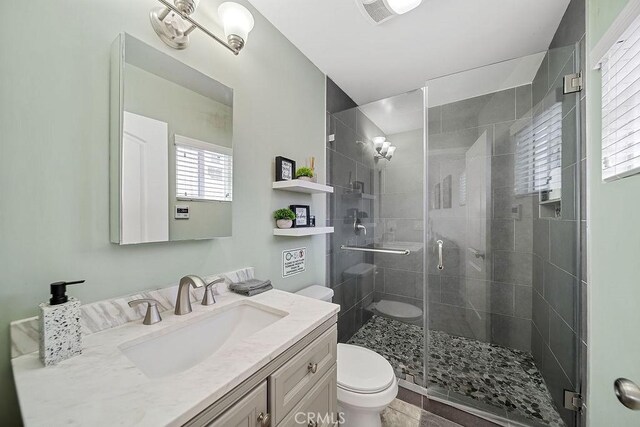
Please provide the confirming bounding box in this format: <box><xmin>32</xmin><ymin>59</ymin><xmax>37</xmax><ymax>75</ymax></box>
<box><xmin>272</xmin><ymin>180</ymin><xmax>334</xmax><ymax>194</ymax></box>
<box><xmin>273</xmin><ymin>227</ymin><xmax>334</xmax><ymax>236</ymax></box>
<box><xmin>342</xmin><ymin>192</ymin><xmax>376</xmax><ymax>200</ymax></box>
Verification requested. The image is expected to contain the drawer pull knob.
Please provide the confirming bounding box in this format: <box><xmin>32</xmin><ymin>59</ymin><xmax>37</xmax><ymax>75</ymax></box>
<box><xmin>308</xmin><ymin>421</ymin><xmax>318</xmax><ymax>427</ymax></box>
<box><xmin>308</xmin><ymin>362</ymin><xmax>318</xmax><ymax>374</ymax></box>
<box><xmin>257</xmin><ymin>412</ymin><xmax>271</xmax><ymax>426</ymax></box>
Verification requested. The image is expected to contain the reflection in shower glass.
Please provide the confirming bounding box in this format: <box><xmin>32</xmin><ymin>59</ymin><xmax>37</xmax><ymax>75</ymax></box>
<box><xmin>326</xmin><ymin>43</ymin><xmax>583</xmax><ymax>427</ymax></box>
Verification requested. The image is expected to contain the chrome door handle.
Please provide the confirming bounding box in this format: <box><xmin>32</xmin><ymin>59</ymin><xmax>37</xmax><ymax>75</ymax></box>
<box><xmin>615</xmin><ymin>378</ymin><xmax>640</xmax><ymax>410</ymax></box>
<box><xmin>437</xmin><ymin>240</ymin><xmax>444</xmax><ymax>270</ymax></box>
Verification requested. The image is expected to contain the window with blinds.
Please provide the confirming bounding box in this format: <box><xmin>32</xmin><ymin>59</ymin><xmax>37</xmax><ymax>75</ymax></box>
<box><xmin>175</xmin><ymin>134</ymin><xmax>233</xmax><ymax>202</ymax></box>
<box><xmin>601</xmin><ymin>14</ymin><xmax>640</xmax><ymax>181</ymax></box>
<box><xmin>513</xmin><ymin>102</ymin><xmax>563</xmax><ymax>196</ymax></box>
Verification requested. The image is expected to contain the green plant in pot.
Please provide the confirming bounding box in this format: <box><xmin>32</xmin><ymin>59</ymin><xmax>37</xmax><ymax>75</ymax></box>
<box><xmin>296</xmin><ymin>167</ymin><xmax>314</xmax><ymax>182</ymax></box>
<box><xmin>274</xmin><ymin>208</ymin><xmax>295</xmax><ymax>229</ymax></box>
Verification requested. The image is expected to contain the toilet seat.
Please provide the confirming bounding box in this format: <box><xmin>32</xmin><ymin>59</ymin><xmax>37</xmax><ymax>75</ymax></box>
<box><xmin>337</xmin><ymin>344</ymin><xmax>396</xmax><ymax>394</ymax></box>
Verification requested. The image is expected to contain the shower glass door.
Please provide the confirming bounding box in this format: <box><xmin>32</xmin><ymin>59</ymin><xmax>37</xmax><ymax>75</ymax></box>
<box><xmin>424</xmin><ymin>43</ymin><xmax>584</xmax><ymax>427</ymax></box>
<box><xmin>327</xmin><ymin>89</ymin><xmax>427</xmax><ymax>382</ymax></box>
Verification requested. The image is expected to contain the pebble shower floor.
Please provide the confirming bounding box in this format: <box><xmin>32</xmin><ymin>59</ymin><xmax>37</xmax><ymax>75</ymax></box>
<box><xmin>348</xmin><ymin>315</ymin><xmax>565</xmax><ymax>427</ymax></box>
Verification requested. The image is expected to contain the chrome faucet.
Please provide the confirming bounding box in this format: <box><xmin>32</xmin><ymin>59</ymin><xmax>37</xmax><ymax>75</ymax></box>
<box><xmin>202</xmin><ymin>277</ymin><xmax>225</xmax><ymax>306</ymax></box>
<box><xmin>175</xmin><ymin>275</ymin><xmax>205</xmax><ymax>315</ymax></box>
<box><xmin>128</xmin><ymin>298</ymin><xmax>162</xmax><ymax>325</ymax></box>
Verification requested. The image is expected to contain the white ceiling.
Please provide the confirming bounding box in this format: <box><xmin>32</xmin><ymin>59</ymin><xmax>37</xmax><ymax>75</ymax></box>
<box><xmin>248</xmin><ymin>0</ymin><xmax>570</xmax><ymax>105</ymax></box>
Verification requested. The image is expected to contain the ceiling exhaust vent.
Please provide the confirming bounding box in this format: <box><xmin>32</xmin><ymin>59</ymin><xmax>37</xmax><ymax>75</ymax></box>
<box><xmin>355</xmin><ymin>0</ymin><xmax>395</xmax><ymax>25</ymax></box>
<box><xmin>355</xmin><ymin>0</ymin><xmax>423</xmax><ymax>25</ymax></box>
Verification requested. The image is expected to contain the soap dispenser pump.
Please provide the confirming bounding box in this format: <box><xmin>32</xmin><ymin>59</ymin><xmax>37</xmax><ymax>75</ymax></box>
<box><xmin>39</xmin><ymin>280</ymin><xmax>84</xmax><ymax>366</ymax></box>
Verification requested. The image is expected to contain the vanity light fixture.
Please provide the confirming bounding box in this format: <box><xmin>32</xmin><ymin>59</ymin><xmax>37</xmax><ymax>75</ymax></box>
<box><xmin>380</xmin><ymin>140</ymin><xmax>392</xmax><ymax>155</ymax></box>
<box><xmin>385</xmin><ymin>145</ymin><xmax>397</xmax><ymax>160</ymax></box>
<box><xmin>373</xmin><ymin>136</ymin><xmax>386</xmax><ymax>151</ymax></box>
<box><xmin>150</xmin><ymin>0</ymin><xmax>254</xmax><ymax>55</ymax></box>
<box><xmin>372</xmin><ymin>136</ymin><xmax>396</xmax><ymax>161</ymax></box>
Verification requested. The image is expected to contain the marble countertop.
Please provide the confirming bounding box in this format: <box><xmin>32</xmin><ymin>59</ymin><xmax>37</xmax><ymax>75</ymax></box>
<box><xmin>12</xmin><ymin>289</ymin><xmax>339</xmax><ymax>426</ymax></box>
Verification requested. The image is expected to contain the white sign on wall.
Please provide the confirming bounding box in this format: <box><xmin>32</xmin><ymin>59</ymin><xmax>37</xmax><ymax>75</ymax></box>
<box><xmin>282</xmin><ymin>247</ymin><xmax>306</xmax><ymax>278</ymax></box>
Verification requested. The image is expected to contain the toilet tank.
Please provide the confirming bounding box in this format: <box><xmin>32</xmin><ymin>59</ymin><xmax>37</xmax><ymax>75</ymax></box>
<box><xmin>295</xmin><ymin>285</ymin><xmax>334</xmax><ymax>302</ymax></box>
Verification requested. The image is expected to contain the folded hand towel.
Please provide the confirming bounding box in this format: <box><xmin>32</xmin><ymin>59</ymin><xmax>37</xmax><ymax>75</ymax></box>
<box><xmin>229</xmin><ymin>279</ymin><xmax>271</xmax><ymax>292</ymax></box>
<box><xmin>235</xmin><ymin>284</ymin><xmax>273</xmax><ymax>297</ymax></box>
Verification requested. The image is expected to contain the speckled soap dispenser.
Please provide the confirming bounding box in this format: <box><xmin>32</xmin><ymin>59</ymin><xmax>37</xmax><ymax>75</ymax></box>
<box><xmin>39</xmin><ymin>280</ymin><xmax>84</xmax><ymax>366</ymax></box>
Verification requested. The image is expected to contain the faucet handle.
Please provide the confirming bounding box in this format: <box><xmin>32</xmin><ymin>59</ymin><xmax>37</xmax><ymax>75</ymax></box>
<box><xmin>128</xmin><ymin>298</ymin><xmax>162</xmax><ymax>325</ymax></box>
<box><xmin>202</xmin><ymin>278</ymin><xmax>224</xmax><ymax>305</ymax></box>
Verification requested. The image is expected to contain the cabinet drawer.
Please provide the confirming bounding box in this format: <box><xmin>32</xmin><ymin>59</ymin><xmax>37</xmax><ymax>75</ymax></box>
<box><xmin>207</xmin><ymin>381</ymin><xmax>268</xmax><ymax>427</ymax></box>
<box><xmin>278</xmin><ymin>364</ymin><xmax>337</xmax><ymax>427</ymax></box>
<box><xmin>269</xmin><ymin>326</ymin><xmax>337</xmax><ymax>426</ymax></box>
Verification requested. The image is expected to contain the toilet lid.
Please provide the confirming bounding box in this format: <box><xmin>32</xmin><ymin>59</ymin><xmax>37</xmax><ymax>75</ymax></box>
<box><xmin>337</xmin><ymin>344</ymin><xmax>396</xmax><ymax>394</ymax></box>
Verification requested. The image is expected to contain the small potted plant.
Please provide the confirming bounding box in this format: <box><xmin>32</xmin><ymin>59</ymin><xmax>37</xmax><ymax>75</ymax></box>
<box><xmin>274</xmin><ymin>208</ymin><xmax>295</xmax><ymax>229</ymax></box>
<box><xmin>296</xmin><ymin>167</ymin><xmax>314</xmax><ymax>182</ymax></box>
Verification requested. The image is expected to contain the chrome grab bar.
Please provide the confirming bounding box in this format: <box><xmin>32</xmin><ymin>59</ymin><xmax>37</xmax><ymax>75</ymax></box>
<box><xmin>437</xmin><ymin>240</ymin><xmax>444</xmax><ymax>270</ymax></box>
<box><xmin>340</xmin><ymin>245</ymin><xmax>410</xmax><ymax>255</ymax></box>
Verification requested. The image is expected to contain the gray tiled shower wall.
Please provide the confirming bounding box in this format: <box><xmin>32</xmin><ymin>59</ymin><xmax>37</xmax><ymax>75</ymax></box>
<box><xmin>427</xmin><ymin>85</ymin><xmax>536</xmax><ymax>353</ymax></box>
<box><xmin>325</xmin><ymin>78</ymin><xmax>381</xmax><ymax>342</ymax></box>
<box><xmin>530</xmin><ymin>0</ymin><xmax>587</xmax><ymax>423</ymax></box>
<box><xmin>373</xmin><ymin>127</ymin><xmax>425</xmax><ymax>320</ymax></box>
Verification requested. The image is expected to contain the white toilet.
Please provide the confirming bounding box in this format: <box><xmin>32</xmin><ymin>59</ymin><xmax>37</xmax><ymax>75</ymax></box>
<box><xmin>295</xmin><ymin>286</ymin><xmax>398</xmax><ymax>427</ymax></box>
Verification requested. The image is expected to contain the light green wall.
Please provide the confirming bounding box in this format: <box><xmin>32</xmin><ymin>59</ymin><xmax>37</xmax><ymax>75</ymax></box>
<box><xmin>124</xmin><ymin>64</ymin><xmax>233</xmax><ymax>240</ymax></box>
<box><xmin>0</xmin><ymin>0</ymin><xmax>326</xmax><ymax>423</ymax></box>
<box><xmin>586</xmin><ymin>0</ymin><xmax>640</xmax><ymax>425</ymax></box>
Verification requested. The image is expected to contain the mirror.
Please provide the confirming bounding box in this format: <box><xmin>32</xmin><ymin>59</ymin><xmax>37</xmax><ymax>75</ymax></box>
<box><xmin>110</xmin><ymin>33</ymin><xmax>233</xmax><ymax>245</ymax></box>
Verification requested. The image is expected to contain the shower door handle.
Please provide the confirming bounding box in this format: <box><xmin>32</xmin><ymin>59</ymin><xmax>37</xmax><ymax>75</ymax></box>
<box><xmin>437</xmin><ymin>240</ymin><xmax>444</xmax><ymax>270</ymax></box>
<box><xmin>615</xmin><ymin>378</ymin><xmax>640</xmax><ymax>410</ymax></box>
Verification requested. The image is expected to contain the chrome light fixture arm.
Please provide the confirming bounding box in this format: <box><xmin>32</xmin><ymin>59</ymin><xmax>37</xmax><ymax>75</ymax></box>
<box><xmin>151</xmin><ymin>0</ymin><xmax>252</xmax><ymax>55</ymax></box>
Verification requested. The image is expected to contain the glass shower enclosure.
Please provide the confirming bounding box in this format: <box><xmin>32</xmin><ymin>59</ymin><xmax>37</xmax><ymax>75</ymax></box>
<box><xmin>326</xmin><ymin>42</ymin><xmax>584</xmax><ymax>427</ymax></box>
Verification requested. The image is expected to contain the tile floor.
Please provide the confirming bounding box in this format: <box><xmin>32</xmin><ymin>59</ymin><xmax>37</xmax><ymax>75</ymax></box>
<box><xmin>349</xmin><ymin>315</ymin><xmax>565</xmax><ymax>427</ymax></box>
<box><xmin>382</xmin><ymin>399</ymin><xmax>462</xmax><ymax>427</ymax></box>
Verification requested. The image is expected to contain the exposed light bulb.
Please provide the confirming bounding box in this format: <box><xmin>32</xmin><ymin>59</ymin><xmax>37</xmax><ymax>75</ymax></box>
<box><xmin>385</xmin><ymin>0</ymin><xmax>422</xmax><ymax>14</ymax></box>
<box><xmin>373</xmin><ymin>136</ymin><xmax>386</xmax><ymax>151</ymax></box>
<box><xmin>218</xmin><ymin>2</ymin><xmax>255</xmax><ymax>50</ymax></box>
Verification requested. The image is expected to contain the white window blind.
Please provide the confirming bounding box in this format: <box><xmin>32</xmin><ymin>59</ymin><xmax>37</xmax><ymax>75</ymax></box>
<box><xmin>175</xmin><ymin>134</ymin><xmax>232</xmax><ymax>202</ymax></box>
<box><xmin>514</xmin><ymin>102</ymin><xmax>563</xmax><ymax>196</ymax></box>
<box><xmin>601</xmin><ymin>13</ymin><xmax>640</xmax><ymax>181</ymax></box>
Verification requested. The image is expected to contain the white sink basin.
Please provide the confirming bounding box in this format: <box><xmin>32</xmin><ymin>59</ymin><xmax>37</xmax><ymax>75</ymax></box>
<box><xmin>119</xmin><ymin>302</ymin><xmax>287</xmax><ymax>378</ymax></box>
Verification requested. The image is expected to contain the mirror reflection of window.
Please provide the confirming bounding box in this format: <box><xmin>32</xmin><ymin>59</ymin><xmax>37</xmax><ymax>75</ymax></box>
<box><xmin>175</xmin><ymin>135</ymin><xmax>233</xmax><ymax>202</ymax></box>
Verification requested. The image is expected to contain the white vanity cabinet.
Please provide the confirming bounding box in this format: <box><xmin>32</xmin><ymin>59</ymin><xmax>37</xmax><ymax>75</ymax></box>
<box><xmin>187</xmin><ymin>319</ymin><xmax>338</xmax><ymax>427</ymax></box>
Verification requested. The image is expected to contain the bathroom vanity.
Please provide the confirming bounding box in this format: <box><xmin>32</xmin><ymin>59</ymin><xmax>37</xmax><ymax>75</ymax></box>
<box><xmin>11</xmin><ymin>274</ymin><xmax>339</xmax><ymax>426</ymax></box>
